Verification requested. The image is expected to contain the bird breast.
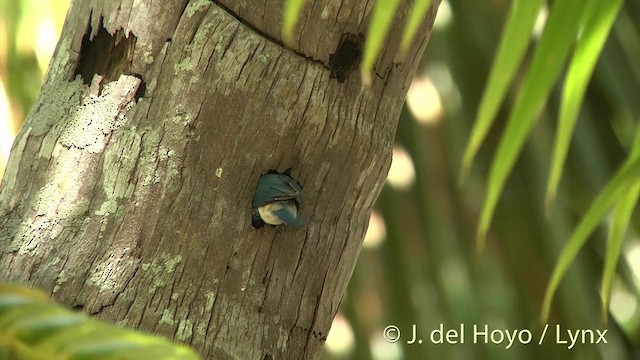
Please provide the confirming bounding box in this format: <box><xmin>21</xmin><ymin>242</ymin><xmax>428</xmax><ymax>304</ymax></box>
<box><xmin>258</xmin><ymin>202</ymin><xmax>297</xmax><ymax>225</ymax></box>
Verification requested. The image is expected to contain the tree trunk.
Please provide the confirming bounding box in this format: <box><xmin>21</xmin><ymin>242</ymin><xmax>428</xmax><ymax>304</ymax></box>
<box><xmin>0</xmin><ymin>0</ymin><xmax>439</xmax><ymax>358</ymax></box>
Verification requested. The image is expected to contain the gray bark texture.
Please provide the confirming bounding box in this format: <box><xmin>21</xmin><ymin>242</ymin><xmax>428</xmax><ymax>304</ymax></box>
<box><xmin>0</xmin><ymin>0</ymin><xmax>439</xmax><ymax>358</ymax></box>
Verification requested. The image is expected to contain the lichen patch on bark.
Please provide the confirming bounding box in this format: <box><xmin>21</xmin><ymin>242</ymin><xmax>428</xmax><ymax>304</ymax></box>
<box><xmin>59</xmin><ymin>95</ymin><xmax>120</xmax><ymax>152</ymax></box>
<box><xmin>59</xmin><ymin>77</ymin><xmax>139</xmax><ymax>153</ymax></box>
<box><xmin>27</xmin><ymin>78</ymin><xmax>84</xmax><ymax>136</ymax></box>
<box><xmin>140</xmin><ymin>253</ymin><xmax>184</xmax><ymax>293</ymax></box>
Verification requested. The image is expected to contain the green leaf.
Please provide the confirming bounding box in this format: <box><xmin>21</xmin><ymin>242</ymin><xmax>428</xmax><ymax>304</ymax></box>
<box><xmin>283</xmin><ymin>0</ymin><xmax>308</xmax><ymax>45</ymax></box>
<box><xmin>600</xmin><ymin>182</ymin><xmax>640</xmax><ymax>322</ymax></box>
<box><xmin>546</xmin><ymin>0</ymin><xmax>623</xmax><ymax>211</ymax></box>
<box><xmin>361</xmin><ymin>0</ymin><xmax>401</xmax><ymax>86</ymax></box>
<box><xmin>600</xmin><ymin>129</ymin><xmax>640</xmax><ymax>322</ymax></box>
<box><xmin>399</xmin><ymin>0</ymin><xmax>433</xmax><ymax>56</ymax></box>
<box><xmin>540</xmin><ymin>154</ymin><xmax>640</xmax><ymax>323</ymax></box>
<box><xmin>476</xmin><ymin>0</ymin><xmax>592</xmax><ymax>249</ymax></box>
<box><xmin>460</xmin><ymin>0</ymin><xmax>544</xmax><ymax>182</ymax></box>
<box><xmin>0</xmin><ymin>284</ymin><xmax>201</xmax><ymax>360</ymax></box>
<box><xmin>11</xmin><ymin>313</ymin><xmax>89</xmax><ymax>344</ymax></box>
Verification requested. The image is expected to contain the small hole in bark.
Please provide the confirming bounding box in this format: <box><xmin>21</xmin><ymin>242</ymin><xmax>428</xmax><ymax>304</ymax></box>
<box><xmin>329</xmin><ymin>33</ymin><xmax>364</xmax><ymax>83</ymax></box>
<box><xmin>72</xmin><ymin>304</ymin><xmax>84</xmax><ymax>311</ymax></box>
<box><xmin>75</xmin><ymin>16</ymin><xmax>137</xmax><ymax>85</ymax></box>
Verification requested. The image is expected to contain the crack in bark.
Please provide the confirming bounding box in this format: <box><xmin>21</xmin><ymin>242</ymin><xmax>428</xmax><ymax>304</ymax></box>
<box><xmin>209</xmin><ymin>0</ymin><xmax>330</xmax><ymax>72</ymax></box>
<box><xmin>221</xmin><ymin>23</ymin><xmax>240</xmax><ymax>59</ymax></box>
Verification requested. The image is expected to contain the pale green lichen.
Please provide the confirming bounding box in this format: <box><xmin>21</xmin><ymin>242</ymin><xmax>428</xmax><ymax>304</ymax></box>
<box><xmin>59</xmin><ymin>96</ymin><xmax>119</xmax><ymax>152</ymax></box>
<box><xmin>52</xmin><ymin>263</ymin><xmax>66</xmax><ymax>293</ymax></box>
<box><xmin>195</xmin><ymin>323</ymin><xmax>207</xmax><ymax>340</ymax></box>
<box><xmin>27</xmin><ymin>78</ymin><xmax>83</xmax><ymax>136</ymax></box>
<box><xmin>56</xmin><ymin>270</ymin><xmax>68</xmax><ymax>285</ymax></box>
<box><xmin>171</xmin><ymin>105</ymin><xmax>194</xmax><ymax>126</ymax></box>
<box><xmin>171</xmin><ymin>292</ymin><xmax>179</xmax><ymax>300</ymax></box>
<box><xmin>215</xmin><ymin>168</ymin><xmax>223</xmax><ymax>178</ymax></box>
<box><xmin>158</xmin><ymin>147</ymin><xmax>172</xmax><ymax>160</ymax></box>
<box><xmin>277</xmin><ymin>327</ymin><xmax>290</xmax><ymax>350</ymax></box>
<box><xmin>95</xmin><ymin>199</ymin><xmax>118</xmax><ymax>216</ymax></box>
<box><xmin>59</xmin><ymin>81</ymin><xmax>131</xmax><ymax>153</ymax></box>
<box><xmin>98</xmin><ymin>218</ymin><xmax>108</xmax><ymax>233</ymax></box>
<box><xmin>140</xmin><ymin>253</ymin><xmax>183</xmax><ymax>293</ymax></box>
<box><xmin>176</xmin><ymin>319</ymin><xmax>193</xmax><ymax>341</ymax></box>
<box><xmin>185</xmin><ymin>0</ymin><xmax>210</xmax><ymax>18</ymax></box>
<box><xmin>164</xmin><ymin>254</ymin><xmax>182</xmax><ymax>273</ymax></box>
<box><xmin>192</xmin><ymin>21</ymin><xmax>216</xmax><ymax>51</ymax></box>
<box><xmin>87</xmin><ymin>261</ymin><xmax>115</xmax><ymax>292</ymax></box>
<box><xmin>258</xmin><ymin>53</ymin><xmax>271</xmax><ymax>64</ymax></box>
<box><xmin>143</xmin><ymin>51</ymin><xmax>154</xmax><ymax>64</ymax></box>
<box><xmin>142</xmin><ymin>174</ymin><xmax>161</xmax><ymax>186</ymax></box>
<box><xmin>37</xmin><ymin>132</ymin><xmax>60</xmax><ymax>160</ymax></box>
<box><xmin>46</xmin><ymin>37</ymin><xmax>74</xmax><ymax>82</ymax></box>
<box><xmin>169</xmin><ymin>167</ymin><xmax>180</xmax><ymax>179</ymax></box>
<box><xmin>33</xmin><ymin>184</ymin><xmax>64</xmax><ymax>216</ymax></box>
<box><xmin>204</xmin><ymin>291</ymin><xmax>215</xmax><ymax>313</ymax></box>
<box><xmin>17</xmin><ymin>220</ymin><xmax>52</xmax><ymax>255</ymax></box>
<box><xmin>159</xmin><ymin>309</ymin><xmax>175</xmax><ymax>325</ymax></box>
<box><xmin>213</xmin><ymin>42</ymin><xmax>225</xmax><ymax>55</ymax></box>
<box><xmin>88</xmin><ymin>262</ymin><xmax>106</xmax><ymax>281</ymax></box>
<box><xmin>30</xmin><ymin>167</ymin><xmax>92</xmax><ymax>234</ymax></box>
<box><xmin>174</xmin><ymin>58</ymin><xmax>195</xmax><ymax>74</ymax></box>
<box><xmin>156</xmin><ymin>146</ymin><xmax>181</xmax><ymax>181</ymax></box>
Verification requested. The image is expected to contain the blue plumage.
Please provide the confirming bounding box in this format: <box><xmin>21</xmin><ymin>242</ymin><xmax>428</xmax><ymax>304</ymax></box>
<box><xmin>252</xmin><ymin>173</ymin><xmax>305</xmax><ymax>228</ymax></box>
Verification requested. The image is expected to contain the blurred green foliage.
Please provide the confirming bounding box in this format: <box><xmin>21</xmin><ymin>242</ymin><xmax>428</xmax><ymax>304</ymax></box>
<box><xmin>0</xmin><ymin>0</ymin><xmax>67</xmax><ymax>118</ymax></box>
<box><xmin>2</xmin><ymin>0</ymin><xmax>640</xmax><ymax>359</ymax></box>
<box><xmin>324</xmin><ymin>0</ymin><xmax>640</xmax><ymax>359</ymax></box>
<box><xmin>0</xmin><ymin>0</ymin><xmax>68</xmax><ymax>176</ymax></box>
<box><xmin>0</xmin><ymin>283</ymin><xmax>201</xmax><ymax>360</ymax></box>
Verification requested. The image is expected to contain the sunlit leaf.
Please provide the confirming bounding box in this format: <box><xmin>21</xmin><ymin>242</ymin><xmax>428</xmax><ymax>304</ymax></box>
<box><xmin>460</xmin><ymin>0</ymin><xmax>544</xmax><ymax>182</ymax></box>
<box><xmin>600</xmin><ymin>182</ymin><xmax>640</xmax><ymax>322</ymax></box>
<box><xmin>361</xmin><ymin>0</ymin><xmax>401</xmax><ymax>86</ymax></box>
<box><xmin>399</xmin><ymin>0</ymin><xmax>433</xmax><ymax>56</ymax></box>
<box><xmin>283</xmin><ymin>0</ymin><xmax>308</xmax><ymax>45</ymax></box>
<box><xmin>540</xmin><ymin>154</ymin><xmax>640</xmax><ymax>323</ymax></box>
<box><xmin>546</xmin><ymin>0</ymin><xmax>623</xmax><ymax>211</ymax></box>
<box><xmin>477</xmin><ymin>0</ymin><xmax>592</xmax><ymax>249</ymax></box>
<box><xmin>600</xmin><ymin>129</ymin><xmax>640</xmax><ymax>322</ymax></box>
<box><xmin>0</xmin><ymin>284</ymin><xmax>201</xmax><ymax>360</ymax></box>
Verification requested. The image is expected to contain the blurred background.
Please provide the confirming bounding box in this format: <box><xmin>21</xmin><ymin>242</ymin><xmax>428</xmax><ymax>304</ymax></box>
<box><xmin>1</xmin><ymin>0</ymin><xmax>639</xmax><ymax>359</ymax></box>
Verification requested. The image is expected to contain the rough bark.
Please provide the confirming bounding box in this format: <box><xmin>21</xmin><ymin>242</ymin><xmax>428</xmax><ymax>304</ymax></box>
<box><xmin>0</xmin><ymin>0</ymin><xmax>439</xmax><ymax>359</ymax></box>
